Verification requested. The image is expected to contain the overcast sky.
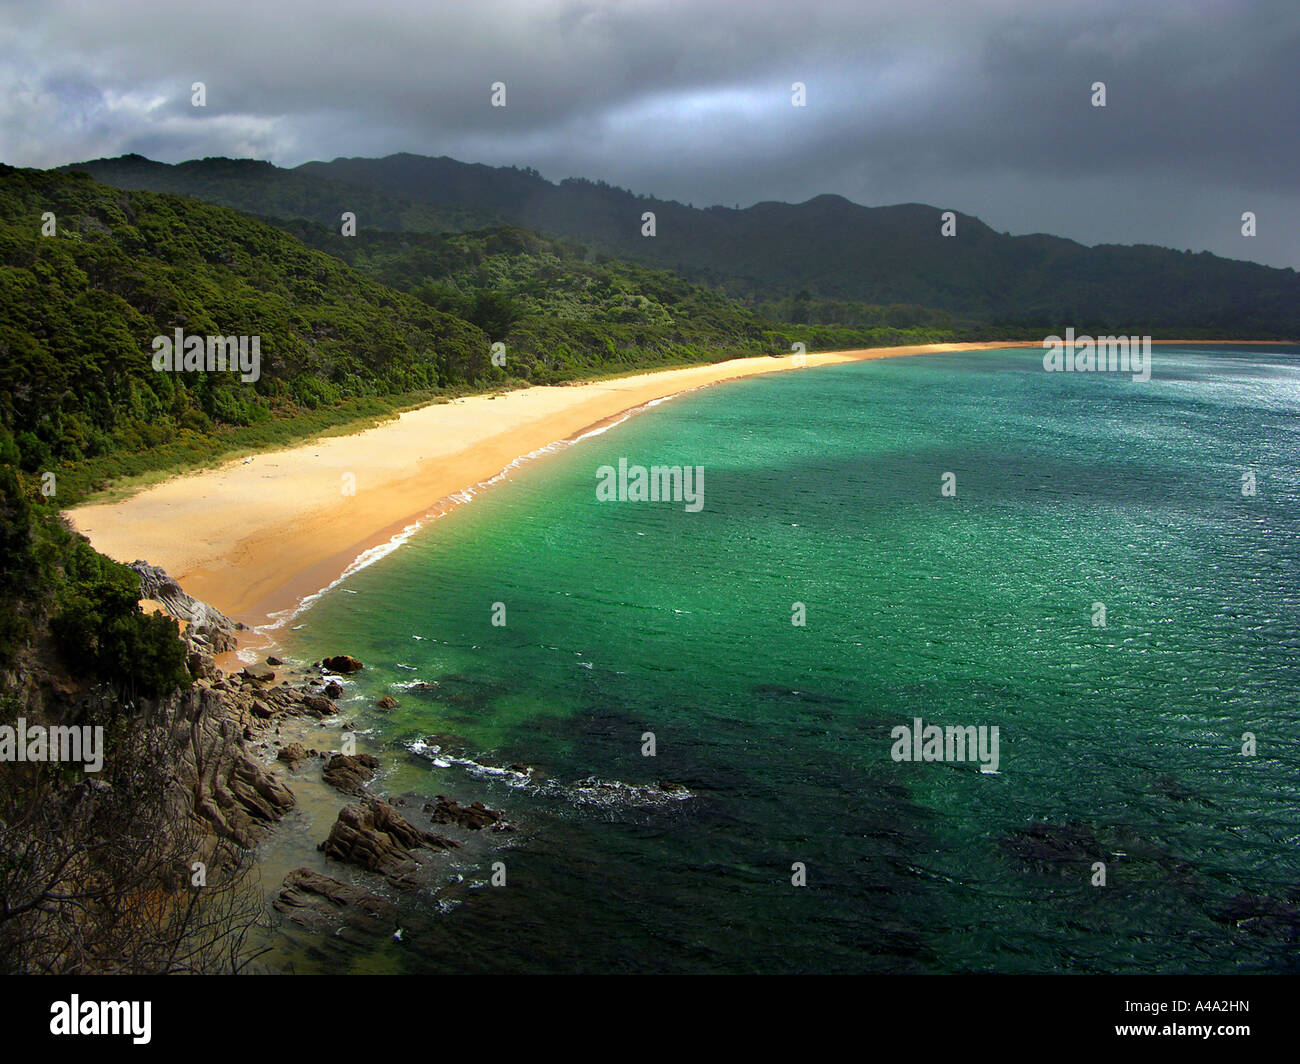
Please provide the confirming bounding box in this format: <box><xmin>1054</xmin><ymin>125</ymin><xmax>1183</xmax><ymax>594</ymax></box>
<box><xmin>1</xmin><ymin>0</ymin><xmax>1295</xmax><ymax>267</ymax></box>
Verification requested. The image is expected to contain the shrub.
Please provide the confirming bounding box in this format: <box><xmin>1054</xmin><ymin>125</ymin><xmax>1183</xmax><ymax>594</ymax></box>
<box><xmin>52</xmin><ymin>552</ymin><xmax>191</xmax><ymax>699</ymax></box>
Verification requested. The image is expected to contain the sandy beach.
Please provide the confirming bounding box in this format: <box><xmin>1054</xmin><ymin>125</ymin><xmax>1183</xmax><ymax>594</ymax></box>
<box><xmin>63</xmin><ymin>340</ymin><xmax>1274</xmax><ymax>653</ymax></box>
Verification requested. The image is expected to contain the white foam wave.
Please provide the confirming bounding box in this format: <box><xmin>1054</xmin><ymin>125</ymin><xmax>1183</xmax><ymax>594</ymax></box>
<box><xmin>406</xmin><ymin>740</ymin><xmax>691</xmax><ymax>807</ymax></box>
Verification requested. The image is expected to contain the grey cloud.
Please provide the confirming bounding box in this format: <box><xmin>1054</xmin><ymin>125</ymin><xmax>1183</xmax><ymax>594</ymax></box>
<box><xmin>0</xmin><ymin>0</ymin><xmax>1294</xmax><ymax>267</ymax></box>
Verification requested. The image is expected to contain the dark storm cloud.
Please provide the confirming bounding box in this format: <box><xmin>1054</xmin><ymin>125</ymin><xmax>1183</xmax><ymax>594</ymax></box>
<box><xmin>0</xmin><ymin>0</ymin><xmax>1295</xmax><ymax>266</ymax></box>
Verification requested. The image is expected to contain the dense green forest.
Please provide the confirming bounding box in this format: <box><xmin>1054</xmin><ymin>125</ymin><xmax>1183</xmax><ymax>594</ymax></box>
<box><xmin>0</xmin><ymin>165</ymin><xmax>494</xmax><ymax>496</ymax></box>
<box><xmin>272</xmin><ymin>219</ymin><xmax>959</xmax><ymax>362</ymax></box>
<box><xmin>0</xmin><ymin>464</ymin><xmax>187</xmax><ymax>688</ymax></box>
<box><xmin>0</xmin><ymin>165</ymin><xmax>956</xmax><ymax>504</ymax></box>
<box><xmin>69</xmin><ymin>153</ymin><xmax>1300</xmax><ymax>337</ymax></box>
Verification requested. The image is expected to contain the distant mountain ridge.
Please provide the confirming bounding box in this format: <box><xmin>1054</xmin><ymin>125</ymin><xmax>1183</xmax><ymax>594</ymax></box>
<box><xmin>62</xmin><ymin>152</ymin><xmax>1300</xmax><ymax>337</ymax></box>
<box><xmin>61</xmin><ymin>152</ymin><xmax>509</xmax><ymax>234</ymax></box>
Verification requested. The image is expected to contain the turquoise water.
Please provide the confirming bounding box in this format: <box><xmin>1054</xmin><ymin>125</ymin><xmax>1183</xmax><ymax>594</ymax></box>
<box><xmin>276</xmin><ymin>345</ymin><xmax>1300</xmax><ymax>973</ymax></box>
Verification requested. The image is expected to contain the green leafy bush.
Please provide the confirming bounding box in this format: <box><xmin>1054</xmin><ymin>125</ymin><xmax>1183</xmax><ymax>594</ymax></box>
<box><xmin>51</xmin><ymin>544</ymin><xmax>190</xmax><ymax>699</ymax></box>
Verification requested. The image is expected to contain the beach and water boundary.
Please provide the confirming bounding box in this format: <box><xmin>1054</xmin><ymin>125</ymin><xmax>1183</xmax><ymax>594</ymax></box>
<box><xmin>66</xmin><ymin>340</ymin><xmax>1286</xmax><ymax>661</ymax></box>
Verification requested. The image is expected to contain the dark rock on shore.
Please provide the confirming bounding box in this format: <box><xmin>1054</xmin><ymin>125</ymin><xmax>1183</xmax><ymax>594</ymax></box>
<box><xmin>273</xmin><ymin>867</ymin><xmax>396</xmax><ymax>933</ymax></box>
<box><xmin>425</xmin><ymin>795</ymin><xmax>507</xmax><ymax>831</ymax></box>
<box><xmin>323</xmin><ymin>752</ymin><xmax>380</xmax><ymax>795</ymax></box>
<box><xmin>277</xmin><ymin>742</ymin><xmax>309</xmax><ymax>766</ymax></box>
<box><xmin>322</xmin><ymin>655</ymin><xmax>364</xmax><ymax>674</ymax></box>
<box><xmin>299</xmin><ymin>694</ymin><xmax>336</xmax><ymax>718</ymax></box>
<box><xmin>318</xmin><ymin>797</ymin><xmax>457</xmax><ymax>881</ymax></box>
<box><xmin>324</xmin><ymin>680</ymin><xmax>345</xmax><ymax>698</ymax></box>
<box><xmin>188</xmin><ymin>650</ymin><xmax>218</xmax><ymax>680</ymax></box>
<box><xmin>193</xmin><ymin>735</ymin><xmax>297</xmax><ymax>849</ymax></box>
<box><xmin>162</xmin><ymin>680</ymin><xmax>298</xmax><ymax>852</ymax></box>
<box><xmin>225</xmin><ymin>674</ymin><xmax>347</xmax><ymax>723</ymax></box>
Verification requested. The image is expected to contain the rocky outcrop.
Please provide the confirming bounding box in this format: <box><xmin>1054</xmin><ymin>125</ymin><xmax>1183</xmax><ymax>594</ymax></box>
<box><xmin>318</xmin><ymin>798</ymin><xmax>456</xmax><ymax>881</ymax></box>
<box><xmin>299</xmin><ymin>694</ymin><xmax>337</xmax><ymax>718</ymax></box>
<box><xmin>425</xmin><ymin>795</ymin><xmax>507</xmax><ymax>831</ymax></box>
<box><xmin>130</xmin><ymin>560</ymin><xmax>241</xmax><ymax>654</ymax></box>
<box><xmin>187</xmin><ymin>648</ymin><xmax>219</xmax><ymax>680</ymax></box>
<box><xmin>277</xmin><ymin>742</ymin><xmax>309</xmax><ymax>766</ymax></box>
<box><xmin>322</xmin><ymin>655</ymin><xmax>363</xmax><ymax>674</ymax></box>
<box><xmin>323</xmin><ymin>753</ymin><xmax>379</xmax><ymax>795</ymax></box>
<box><xmin>273</xmin><ymin>867</ymin><xmax>395</xmax><ymax>932</ymax></box>
<box><xmin>223</xmin><ymin>753</ymin><xmax>296</xmax><ymax>830</ymax></box>
<box><xmin>375</xmin><ymin>696</ymin><xmax>399</xmax><ymax>710</ymax></box>
<box><xmin>172</xmin><ymin>685</ymin><xmax>296</xmax><ymax>851</ymax></box>
<box><xmin>194</xmin><ymin>666</ymin><xmax>342</xmax><ymax>725</ymax></box>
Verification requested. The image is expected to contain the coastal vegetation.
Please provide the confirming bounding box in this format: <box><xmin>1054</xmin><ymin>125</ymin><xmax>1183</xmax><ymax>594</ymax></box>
<box><xmin>0</xmin><ymin>466</ymin><xmax>269</xmax><ymax>974</ymax></box>
<box><xmin>0</xmin><ymin>165</ymin><xmax>953</xmax><ymax>506</ymax></box>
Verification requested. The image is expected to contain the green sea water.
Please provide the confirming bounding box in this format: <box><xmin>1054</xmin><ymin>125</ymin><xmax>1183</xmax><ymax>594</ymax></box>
<box><xmin>272</xmin><ymin>345</ymin><xmax>1300</xmax><ymax>973</ymax></box>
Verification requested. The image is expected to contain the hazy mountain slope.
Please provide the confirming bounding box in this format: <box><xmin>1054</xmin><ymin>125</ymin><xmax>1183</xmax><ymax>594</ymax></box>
<box><xmin>70</xmin><ymin>152</ymin><xmax>1300</xmax><ymax>336</ymax></box>
<box><xmin>60</xmin><ymin>153</ymin><xmax>507</xmax><ymax>234</ymax></box>
<box><xmin>295</xmin><ymin>154</ymin><xmax>1300</xmax><ymax>335</ymax></box>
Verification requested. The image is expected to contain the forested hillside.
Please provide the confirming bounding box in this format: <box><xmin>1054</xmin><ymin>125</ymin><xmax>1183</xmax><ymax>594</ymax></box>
<box><xmin>67</xmin><ymin>153</ymin><xmax>1300</xmax><ymax>338</ymax></box>
<box><xmin>2</xmin><ymin>166</ymin><xmax>951</xmax><ymax>503</ymax></box>
<box><xmin>273</xmin><ymin>220</ymin><xmax>958</xmax><ymax>370</ymax></box>
<box><xmin>0</xmin><ymin>165</ymin><xmax>497</xmax><ymax>493</ymax></box>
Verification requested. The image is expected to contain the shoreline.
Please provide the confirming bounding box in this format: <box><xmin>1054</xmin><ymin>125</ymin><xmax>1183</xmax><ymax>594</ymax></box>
<box><xmin>65</xmin><ymin>339</ymin><xmax>1289</xmax><ymax>661</ymax></box>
